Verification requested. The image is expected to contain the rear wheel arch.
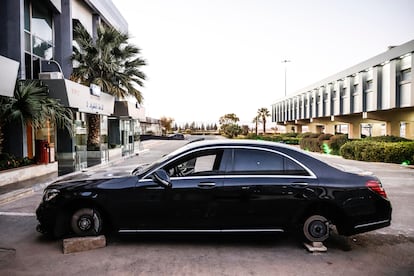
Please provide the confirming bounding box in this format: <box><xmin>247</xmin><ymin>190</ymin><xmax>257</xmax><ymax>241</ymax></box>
<box><xmin>298</xmin><ymin>202</ymin><xmax>349</xmax><ymax>240</ymax></box>
<box><xmin>301</xmin><ymin>202</ymin><xmax>347</xmax><ymax>224</ymax></box>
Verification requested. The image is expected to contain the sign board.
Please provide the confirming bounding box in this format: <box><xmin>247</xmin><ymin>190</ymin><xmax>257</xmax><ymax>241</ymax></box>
<box><xmin>66</xmin><ymin>80</ymin><xmax>114</xmax><ymax>115</ymax></box>
<box><xmin>42</xmin><ymin>79</ymin><xmax>115</xmax><ymax>115</ymax></box>
<box><xmin>0</xmin><ymin>55</ymin><xmax>19</xmax><ymax>97</ymax></box>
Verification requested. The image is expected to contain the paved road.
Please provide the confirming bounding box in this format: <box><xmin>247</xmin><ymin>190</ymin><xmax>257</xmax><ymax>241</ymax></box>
<box><xmin>0</xmin><ymin>137</ymin><xmax>413</xmax><ymax>275</ymax></box>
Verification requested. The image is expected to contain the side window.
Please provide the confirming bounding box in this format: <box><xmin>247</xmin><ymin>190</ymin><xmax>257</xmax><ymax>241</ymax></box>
<box><xmin>284</xmin><ymin>157</ymin><xmax>309</xmax><ymax>176</ymax></box>
<box><xmin>164</xmin><ymin>149</ymin><xmax>223</xmax><ymax>177</ymax></box>
<box><xmin>230</xmin><ymin>149</ymin><xmax>309</xmax><ymax>176</ymax></box>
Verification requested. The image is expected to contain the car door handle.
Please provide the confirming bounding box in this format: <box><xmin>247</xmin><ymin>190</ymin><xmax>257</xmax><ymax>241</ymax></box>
<box><xmin>198</xmin><ymin>182</ymin><xmax>216</xmax><ymax>188</ymax></box>
<box><xmin>291</xmin><ymin>182</ymin><xmax>308</xmax><ymax>188</ymax></box>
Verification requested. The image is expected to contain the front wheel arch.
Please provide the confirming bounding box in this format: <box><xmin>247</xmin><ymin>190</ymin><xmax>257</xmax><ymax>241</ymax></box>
<box><xmin>70</xmin><ymin>207</ymin><xmax>103</xmax><ymax>236</ymax></box>
<box><xmin>64</xmin><ymin>201</ymin><xmax>112</xmax><ymax>237</ymax></box>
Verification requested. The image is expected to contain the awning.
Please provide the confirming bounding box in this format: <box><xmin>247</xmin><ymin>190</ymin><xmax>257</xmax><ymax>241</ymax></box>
<box><xmin>42</xmin><ymin>79</ymin><xmax>115</xmax><ymax>115</ymax></box>
<box><xmin>113</xmin><ymin>101</ymin><xmax>146</xmax><ymax>120</ymax></box>
<box><xmin>0</xmin><ymin>55</ymin><xmax>19</xmax><ymax>97</ymax></box>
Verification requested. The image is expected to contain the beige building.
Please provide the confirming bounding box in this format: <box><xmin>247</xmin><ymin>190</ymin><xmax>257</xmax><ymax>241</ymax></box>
<box><xmin>272</xmin><ymin>40</ymin><xmax>414</xmax><ymax>139</ymax></box>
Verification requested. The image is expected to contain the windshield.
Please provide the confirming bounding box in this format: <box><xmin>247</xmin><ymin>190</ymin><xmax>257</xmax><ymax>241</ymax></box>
<box><xmin>131</xmin><ymin>142</ymin><xmax>197</xmax><ymax>177</ymax></box>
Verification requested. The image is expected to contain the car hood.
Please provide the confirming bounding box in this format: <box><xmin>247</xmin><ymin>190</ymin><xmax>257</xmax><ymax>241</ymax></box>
<box><xmin>48</xmin><ymin>175</ymin><xmax>138</xmax><ymax>191</ymax></box>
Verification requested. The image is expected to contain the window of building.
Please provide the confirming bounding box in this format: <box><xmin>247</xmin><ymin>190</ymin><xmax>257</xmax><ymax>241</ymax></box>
<box><xmin>401</xmin><ymin>69</ymin><xmax>411</xmax><ymax>82</ymax></box>
<box><xmin>24</xmin><ymin>0</ymin><xmax>54</xmax><ymax>79</ymax></box>
<box><xmin>353</xmin><ymin>84</ymin><xmax>359</xmax><ymax>95</ymax></box>
<box><xmin>366</xmin><ymin>80</ymin><xmax>373</xmax><ymax>91</ymax></box>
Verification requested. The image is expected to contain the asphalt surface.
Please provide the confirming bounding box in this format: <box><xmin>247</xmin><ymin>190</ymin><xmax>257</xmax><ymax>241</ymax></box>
<box><xmin>0</xmin><ymin>136</ymin><xmax>413</xmax><ymax>275</ymax></box>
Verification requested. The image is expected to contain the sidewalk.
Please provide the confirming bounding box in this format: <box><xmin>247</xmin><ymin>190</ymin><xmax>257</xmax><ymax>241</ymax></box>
<box><xmin>0</xmin><ymin>149</ymin><xmax>148</xmax><ymax>206</ymax></box>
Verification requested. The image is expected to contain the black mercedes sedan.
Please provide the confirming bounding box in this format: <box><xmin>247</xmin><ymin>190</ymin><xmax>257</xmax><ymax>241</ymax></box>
<box><xmin>36</xmin><ymin>139</ymin><xmax>392</xmax><ymax>242</ymax></box>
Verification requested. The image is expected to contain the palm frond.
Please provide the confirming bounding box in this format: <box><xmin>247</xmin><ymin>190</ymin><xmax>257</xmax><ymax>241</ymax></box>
<box><xmin>71</xmin><ymin>24</ymin><xmax>146</xmax><ymax>102</ymax></box>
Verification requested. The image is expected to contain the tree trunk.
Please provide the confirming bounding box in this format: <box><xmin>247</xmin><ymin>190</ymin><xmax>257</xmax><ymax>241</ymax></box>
<box><xmin>87</xmin><ymin>114</ymin><xmax>100</xmax><ymax>150</ymax></box>
<box><xmin>0</xmin><ymin>122</ymin><xmax>3</xmax><ymax>153</ymax></box>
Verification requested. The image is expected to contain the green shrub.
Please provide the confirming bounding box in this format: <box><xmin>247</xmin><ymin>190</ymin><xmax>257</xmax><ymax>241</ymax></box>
<box><xmin>282</xmin><ymin>137</ymin><xmax>300</xmax><ymax>145</ymax></box>
<box><xmin>340</xmin><ymin>140</ymin><xmax>414</xmax><ymax>164</ymax></box>
<box><xmin>318</xmin><ymin>133</ymin><xmax>333</xmax><ymax>141</ymax></box>
<box><xmin>366</xmin><ymin>135</ymin><xmax>411</xmax><ymax>142</ymax></box>
<box><xmin>360</xmin><ymin>142</ymin><xmax>386</xmax><ymax>162</ymax></box>
<box><xmin>298</xmin><ymin>132</ymin><xmax>319</xmax><ymax>139</ymax></box>
<box><xmin>328</xmin><ymin>134</ymin><xmax>348</xmax><ymax>155</ymax></box>
<box><xmin>339</xmin><ymin>142</ymin><xmax>354</xmax><ymax>160</ymax></box>
<box><xmin>383</xmin><ymin>142</ymin><xmax>414</xmax><ymax>164</ymax></box>
<box><xmin>0</xmin><ymin>153</ymin><xmax>35</xmax><ymax>171</ymax></box>
<box><xmin>300</xmin><ymin>137</ymin><xmax>322</xmax><ymax>152</ymax></box>
<box><xmin>245</xmin><ymin>133</ymin><xmax>259</xmax><ymax>140</ymax></box>
<box><xmin>281</xmin><ymin>132</ymin><xmax>299</xmax><ymax>138</ymax></box>
<box><xmin>244</xmin><ymin>134</ymin><xmax>300</xmax><ymax>145</ymax></box>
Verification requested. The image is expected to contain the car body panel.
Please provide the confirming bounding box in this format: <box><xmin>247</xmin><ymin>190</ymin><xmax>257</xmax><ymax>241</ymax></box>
<box><xmin>36</xmin><ymin>139</ymin><xmax>392</xmax><ymax>238</ymax></box>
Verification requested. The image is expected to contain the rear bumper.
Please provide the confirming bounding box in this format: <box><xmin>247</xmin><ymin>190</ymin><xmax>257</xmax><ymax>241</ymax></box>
<box><xmin>352</xmin><ymin>219</ymin><xmax>391</xmax><ymax>234</ymax></box>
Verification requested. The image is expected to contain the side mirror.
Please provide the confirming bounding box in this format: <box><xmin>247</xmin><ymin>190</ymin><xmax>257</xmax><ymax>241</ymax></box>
<box><xmin>152</xmin><ymin>169</ymin><xmax>172</xmax><ymax>188</ymax></box>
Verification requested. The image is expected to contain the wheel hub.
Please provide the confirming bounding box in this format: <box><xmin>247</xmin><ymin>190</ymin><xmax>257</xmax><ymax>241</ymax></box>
<box><xmin>78</xmin><ymin>216</ymin><xmax>92</xmax><ymax>231</ymax></box>
<box><xmin>309</xmin><ymin>221</ymin><xmax>327</xmax><ymax>238</ymax></box>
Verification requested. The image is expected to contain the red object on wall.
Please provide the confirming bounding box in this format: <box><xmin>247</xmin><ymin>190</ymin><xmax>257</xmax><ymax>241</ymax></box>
<box><xmin>36</xmin><ymin>140</ymin><xmax>50</xmax><ymax>164</ymax></box>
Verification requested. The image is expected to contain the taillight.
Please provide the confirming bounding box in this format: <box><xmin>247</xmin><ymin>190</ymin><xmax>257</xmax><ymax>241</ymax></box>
<box><xmin>366</xmin><ymin>180</ymin><xmax>387</xmax><ymax>198</ymax></box>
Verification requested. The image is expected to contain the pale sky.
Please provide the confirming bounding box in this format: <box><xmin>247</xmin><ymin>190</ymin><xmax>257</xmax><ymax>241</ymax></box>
<box><xmin>113</xmin><ymin>0</ymin><xmax>414</xmax><ymax>126</ymax></box>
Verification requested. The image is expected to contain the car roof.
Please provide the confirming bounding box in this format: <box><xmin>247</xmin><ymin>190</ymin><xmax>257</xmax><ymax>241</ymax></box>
<box><xmin>183</xmin><ymin>139</ymin><xmax>302</xmax><ymax>153</ymax></box>
<box><xmin>181</xmin><ymin>138</ymin><xmax>331</xmax><ymax>167</ymax></box>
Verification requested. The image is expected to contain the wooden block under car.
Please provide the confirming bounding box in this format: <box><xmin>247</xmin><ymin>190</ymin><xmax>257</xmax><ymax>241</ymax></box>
<box><xmin>62</xmin><ymin>235</ymin><xmax>106</xmax><ymax>254</ymax></box>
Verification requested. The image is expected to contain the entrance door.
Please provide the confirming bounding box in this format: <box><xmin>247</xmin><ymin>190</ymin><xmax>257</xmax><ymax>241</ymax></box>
<box><xmin>74</xmin><ymin>117</ymin><xmax>87</xmax><ymax>171</ymax></box>
<box><xmin>121</xmin><ymin>120</ymin><xmax>132</xmax><ymax>156</ymax></box>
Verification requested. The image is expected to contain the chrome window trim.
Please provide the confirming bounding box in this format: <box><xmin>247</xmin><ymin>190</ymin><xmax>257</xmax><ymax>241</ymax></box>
<box><xmin>141</xmin><ymin>145</ymin><xmax>317</xmax><ymax>181</ymax></box>
<box><xmin>138</xmin><ymin>173</ymin><xmax>315</xmax><ymax>183</ymax></box>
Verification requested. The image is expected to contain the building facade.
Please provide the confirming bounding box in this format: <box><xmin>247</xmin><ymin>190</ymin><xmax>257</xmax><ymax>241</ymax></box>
<box><xmin>0</xmin><ymin>0</ymin><xmax>148</xmax><ymax>175</ymax></box>
<box><xmin>272</xmin><ymin>40</ymin><xmax>414</xmax><ymax>139</ymax></box>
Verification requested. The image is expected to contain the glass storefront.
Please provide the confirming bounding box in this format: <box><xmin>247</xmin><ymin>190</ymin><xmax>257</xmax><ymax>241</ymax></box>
<box><xmin>42</xmin><ymin>79</ymin><xmax>116</xmax><ymax>175</ymax></box>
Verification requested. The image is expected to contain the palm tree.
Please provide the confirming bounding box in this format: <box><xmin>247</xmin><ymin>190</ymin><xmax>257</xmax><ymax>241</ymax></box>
<box><xmin>0</xmin><ymin>80</ymin><xmax>73</xmax><ymax>154</ymax></box>
<box><xmin>257</xmin><ymin>107</ymin><xmax>270</xmax><ymax>134</ymax></box>
<box><xmin>71</xmin><ymin>23</ymin><xmax>147</xmax><ymax>148</ymax></box>
<box><xmin>252</xmin><ymin>115</ymin><xmax>261</xmax><ymax>135</ymax></box>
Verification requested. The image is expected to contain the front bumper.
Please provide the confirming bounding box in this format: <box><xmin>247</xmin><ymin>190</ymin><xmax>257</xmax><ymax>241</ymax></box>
<box><xmin>36</xmin><ymin>202</ymin><xmax>62</xmax><ymax>236</ymax></box>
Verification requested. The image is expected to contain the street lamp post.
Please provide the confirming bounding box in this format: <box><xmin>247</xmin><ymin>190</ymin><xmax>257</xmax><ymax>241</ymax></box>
<box><xmin>282</xmin><ymin>59</ymin><xmax>290</xmax><ymax>97</ymax></box>
<box><xmin>47</xmin><ymin>59</ymin><xmax>63</xmax><ymax>74</ymax></box>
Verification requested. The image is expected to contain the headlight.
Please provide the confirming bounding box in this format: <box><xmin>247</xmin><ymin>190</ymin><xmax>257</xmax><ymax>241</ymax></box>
<box><xmin>43</xmin><ymin>189</ymin><xmax>60</xmax><ymax>202</ymax></box>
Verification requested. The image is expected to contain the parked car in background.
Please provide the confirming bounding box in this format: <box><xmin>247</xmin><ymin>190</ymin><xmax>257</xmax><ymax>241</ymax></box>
<box><xmin>36</xmin><ymin>140</ymin><xmax>391</xmax><ymax>242</ymax></box>
<box><xmin>168</xmin><ymin>133</ymin><xmax>185</xmax><ymax>140</ymax></box>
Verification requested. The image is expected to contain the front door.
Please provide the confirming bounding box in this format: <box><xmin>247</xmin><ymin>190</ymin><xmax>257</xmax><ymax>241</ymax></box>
<box><xmin>132</xmin><ymin>148</ymin><xmax>225</xmax><ymax>230</ymax></box>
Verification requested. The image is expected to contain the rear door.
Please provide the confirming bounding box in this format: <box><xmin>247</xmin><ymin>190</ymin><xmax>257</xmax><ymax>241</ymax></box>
<box><xmin>218</xmin><ymin>147</ymin><xmax>318</xmax><ymax>229</ymax></box>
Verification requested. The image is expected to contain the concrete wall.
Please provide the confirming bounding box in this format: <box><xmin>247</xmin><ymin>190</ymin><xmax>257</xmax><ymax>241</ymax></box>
<box><xmin>0</xmin><ymin>162</ymin><xmax>58</xmax><ymax>187</ymax></box>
